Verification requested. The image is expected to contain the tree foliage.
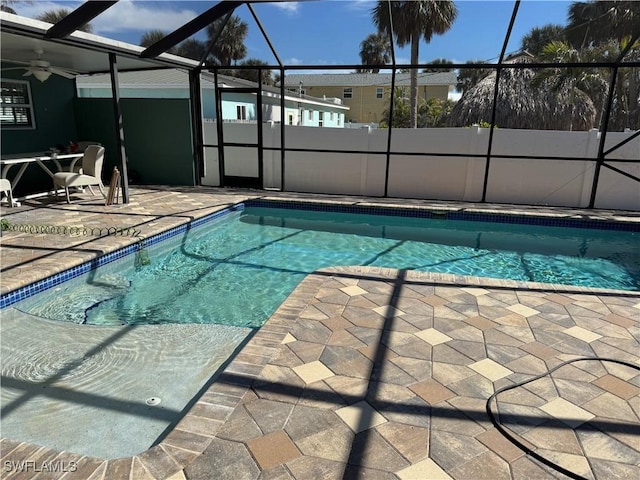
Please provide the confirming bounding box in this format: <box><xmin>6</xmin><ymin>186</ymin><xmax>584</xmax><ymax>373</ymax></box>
<box><xmin>139</xmin><ymin>31</ymin><xmax>208</xmax><ymax>61</ymax></box>
<box><xmin>566</xmin><ymin>0</ymin><xmax>640</xmax><ymax>48</ymax></box>
<box><xmin>449</xmin><ymin>54</ymin><xmax>597</xmax><ymax>131</ymax></box>
<box><xmin>36</xmin><ymin>8</ymin><xmax>93</xmax><ymax>33</ymax></box>
<box><xmin>423</xmin><ymin>58</ymin><xmax>454</xmax><ymax>73</ymax></box>
<box><xmin>528</xmin><ymin>1</ymin><xmax>640</xmax><ymax>130</ymax></box>
<box><xmin>456</xmin><ymin>61</ymin><xmax>492</xmax><ymax>93</ymax></box>
<box><xmin>358</xmin><ymin>32</ymin><xmax>391</xmax><ymax>73</ymax></box>
<box><xmin>140</xmin><ymin>30</ymin><xmax>174</xmax><ymax>51</ymax></box>
<box><xmin>232</xmin><ymin>59</ymin><xmax>275</xmax><ymax>85</ymax></box>
<box><xmin>520</xmin><ymin>24</ymin><xmax>565</xmax><ymax>55</ymax></box>
<box><xmin>380</xmin><ymin>87</ymin><xmax>455</xmax><ymax>128</ymax></box>
<box><xmin>206</xmin><ymin>15</ymin><xmax>248</xmax><ymax>66</ymax></box>
<box><xmin>175</xmin><ymin>39</ymin><xmax>209</xmax><ymax>62</ymax></box>
<box><xmin>372</xmin><ymin>0</ymin><xmax>458</xmax><ymax>128</ymax></box>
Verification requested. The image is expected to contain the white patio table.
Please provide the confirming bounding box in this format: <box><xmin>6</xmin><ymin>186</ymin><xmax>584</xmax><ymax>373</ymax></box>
<box><xmin>0</xmin><ymin>152</ymin><xmax>83</xmax><ymax>206</ymax></box>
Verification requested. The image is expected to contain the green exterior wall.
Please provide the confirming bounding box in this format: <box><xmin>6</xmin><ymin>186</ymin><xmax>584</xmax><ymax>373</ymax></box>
<box><xmin>2</xmin><ymin>73</ymin><xmax>194</xmax><ymax>196</ymax></box>
<box><xmin>73</xmin><ymin>98</ymin><xmax>195</xmax><ymax>186</ymax></box>
<box><xmin>1</xmin><ymin>71</ymin><xmax>79</xmax><ymax>195</ymax></box>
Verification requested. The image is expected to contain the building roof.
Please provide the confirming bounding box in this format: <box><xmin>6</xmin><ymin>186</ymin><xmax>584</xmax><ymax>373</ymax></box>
<box><xmin>283</xmin><ymin>71</ymin><xmax>457</xmax><ymax>88</ymax></box>
<box><xmin>76</xmin><ymin>69</ymin><xmax>349</xmax><ymax>110</ymax></box>
<box><xmin>76</xmin><ymin>68</ymin><xmax>210</xmax><ymax>88</ymax></box>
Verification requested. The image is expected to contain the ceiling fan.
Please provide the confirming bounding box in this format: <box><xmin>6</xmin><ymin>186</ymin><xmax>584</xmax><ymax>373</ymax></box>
<box><xmin>1</xmin><ymin>48</ymin><xmax>80</xmax><ymax>82</ymax></box>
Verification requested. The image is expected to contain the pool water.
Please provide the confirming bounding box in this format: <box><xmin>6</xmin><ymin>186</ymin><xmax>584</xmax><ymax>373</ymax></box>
<box><xmin>18</xmin><ymin>206</ymin><xmax>639</xmax><ymax>328</ymax></box>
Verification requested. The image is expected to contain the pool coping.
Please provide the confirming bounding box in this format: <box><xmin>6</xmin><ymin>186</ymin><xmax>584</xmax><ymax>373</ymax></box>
<box><xmin>1</xmin><ymin>189</ymin><xmax>639</xmax><ymax>479</ymax></box>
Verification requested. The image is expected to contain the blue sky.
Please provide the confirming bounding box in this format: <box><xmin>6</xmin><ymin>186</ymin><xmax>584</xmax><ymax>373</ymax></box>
<box><xmin>18</xmin><ymin>1</ymin><xmax>573</xmax><ymax>67</ymax></box>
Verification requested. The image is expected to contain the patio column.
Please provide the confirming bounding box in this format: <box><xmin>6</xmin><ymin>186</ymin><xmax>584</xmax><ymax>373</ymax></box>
<box><xmin>109</xmin><ymin>53</ymin><xmax>130</xmax><ymax>203</ymax></box>
<box><xmin>189</xmin><ymin>69</ymin><xmax>204</xmax><ymax>185</ymax></box>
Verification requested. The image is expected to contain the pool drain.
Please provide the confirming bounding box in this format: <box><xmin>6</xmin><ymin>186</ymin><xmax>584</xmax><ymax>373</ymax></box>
<box><xmin>146</xmin><ymin>397</ymin><xmax>161</xmax><ymax>406</ymax></box>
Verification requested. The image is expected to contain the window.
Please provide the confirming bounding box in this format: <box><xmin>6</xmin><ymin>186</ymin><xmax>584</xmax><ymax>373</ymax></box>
<box><xmin>1</xmin><ymin>79</ymin><xmax>35</xmax><ymax>129</ymax></box>
<box><xmin>308</xmin><ymin>110</ymin><xmax>313</xmax><ymax>120</ymax></box>
<box><xmin>330</xmin><ymin>112</ymin><xmax>334</xmax><ymax>121</ymax></box>
<box><xmin>343</xmin><ymin>88</ymin><xmax>353</xmax><ymax>99</ymax></box>
<box><xmin>288</xmin><ymin>113</ymin><xmax>294</xmax><ymax>125</ymax></box>
<box><xmin>319</xmin><ymin>111</ymin><xmax>324</xmax><ymax>127</ymax></box>
<box><xmin>236</xmin><ymin>105</ymin><xmax>246</xmax><ymax>120</ymax></box>
<box><xmin>338</xmin><ymin>116</ymin><xmax>341</xmax><ymax>126</ymax></box>
<box><xmin>376</xmin><ymin>87</ymin><xmax>384</xmax><ymax>99</ymax></box>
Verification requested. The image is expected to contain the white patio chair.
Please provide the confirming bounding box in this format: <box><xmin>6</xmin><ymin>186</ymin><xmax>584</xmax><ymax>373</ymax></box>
<box><xmin>0</xmin><ymin>178</ymin><xmax>14</xmax><ymax>207</ymax></box>
<box><xmin>53</xmin><ymin>145</ymin><xmax>106</xmax><ymax>203</ymax></box>
<box><xmin>68</xmin><ymin>141</ymin><xmax>102</xmax><ymax>173</ymax></box>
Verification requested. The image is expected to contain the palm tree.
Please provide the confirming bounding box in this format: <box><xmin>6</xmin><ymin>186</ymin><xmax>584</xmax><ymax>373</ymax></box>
<box><xmin>382</xmin><ymin>88</ymin><xmax>455</xmax><ymax>127</ymax></box>
<box><xmin>206</xmin><ymin>15</ymin><xmax>248</xmax><ymax>66</ymax></box>
<box><xmin>418</xmin><ymin>97</ymin><xmax>456</xmax><ymax>127</ymax></box>
<box><xmin>422</xmin><ymin>58</ymin><xmax>454</xmax><ymax>73</ymax></box>
<box><xmin>233</xmin><ymin>59</ymin><xmax>274</xmax><ymax>85</ymax></box>
<box><xmin>613</xmin><ymin>36</ymin><xmax>640</xmax><ymax>130</ymax></box>
<box><xmin>456</xmin><ymin>61</ymin><xmax>492</xmax><ymax>93</ymax></box>
<box><xmin>532</xmin><ymin>40</ymin><xmax>609</xmax><ymax>129</ymax></box>
<box><xmin>140</xmin><ymin>32</ymin><xmax>208</xmax><ymax>61</ymax></box>
<box><xmin>380</xmin><ymin>87</ymin><xmax>411</xmax><ymax>127</ymax></box>
<box><xmin>359</xmin><ymin>33</ymin><xmax>391</xmax><ymax>73</ymax></box>
<box><xmin>36</xmin><ymin>8</ymin><xmax>93</xmax><ymax>33</ymax></box>
<box><xmin>140</xmin><ymin>30</ymin><xmax>169</xmax><ymax>49</ymax></box>
<box><xmin>534</xmin><ymin>37</ymin><xmax>638</xmax><ymax>131</ymax></box>
<box><xmin>520</xmin><ymin>24</ymin><xmax>565</xmax><ymax>56</ymax></box>
<box><xmin>449</xmin><ymin>53</ymin><xmax>597</xmax><ymax>130</ymax></box>
<box><xmin>372</xmin><ymin>0</ymin><xmax>458</xmax><ymax>128</ymax></box>
<box><xmin>175</xmin><ymin>38</ymin><xmax>209</xmax><ymax>62</ymax></box>
<box><xmin>566</xmin><ymin>0</ymin><xmax>640</xmax><ymax>48</ymax></box>
<box><xmin>564</xmin><ymin>0</ymin><xmax>640</xmax><ymax>130</ymax></box>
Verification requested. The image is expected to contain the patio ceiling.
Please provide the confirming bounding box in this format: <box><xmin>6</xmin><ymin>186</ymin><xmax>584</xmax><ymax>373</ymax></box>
<box><xmin>0</xmin><ymin>12</ymin><xmax>199</xmax><ymax>75</ymax></box>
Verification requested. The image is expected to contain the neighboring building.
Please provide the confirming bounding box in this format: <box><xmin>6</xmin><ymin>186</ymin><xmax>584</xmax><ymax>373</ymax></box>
<box><xmin>216</xmin><ymin>74</ymin><xmax>348</xmax><ymax>127</ymax></box>
<box><xmin>283</xmin><ymin>72</ymin><xmax>457</xmax><ymax>125</ymax></box>
<box><xmin>76</xmin><ymin>70</ymin><xmax>349</xmax><ymax>127</ymax></box>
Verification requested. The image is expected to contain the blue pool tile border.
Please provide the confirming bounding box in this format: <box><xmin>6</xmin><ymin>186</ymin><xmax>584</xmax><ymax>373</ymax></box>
<box><xmin>2</xmin><ymin>199</ymin><xmax>637</xmax><ymax>309</ymax></box>
<box><xmin>246</xmin><ymin>199</ymin><xmax>640</xmax><ymax>232</ymax></box>
<box><xmin>0</xmin><ymin>204</ymin><xmax>245</xmax><ymax>309</ymax></box>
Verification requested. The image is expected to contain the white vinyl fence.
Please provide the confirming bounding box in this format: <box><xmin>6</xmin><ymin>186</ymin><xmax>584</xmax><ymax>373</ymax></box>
<box><xmin>202</xmin><ymin>122</ymin><xmax>640</xmax><ymax>211</ymax></box>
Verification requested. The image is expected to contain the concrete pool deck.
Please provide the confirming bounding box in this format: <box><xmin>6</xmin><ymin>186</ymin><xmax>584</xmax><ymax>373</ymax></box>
<box><xmin>1</xmin><ymin>187</ymin><xmax>639</xmax><ymax>480</ymax></box>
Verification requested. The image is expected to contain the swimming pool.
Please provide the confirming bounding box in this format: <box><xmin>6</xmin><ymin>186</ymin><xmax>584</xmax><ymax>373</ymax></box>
<box><xmin>10</xmin><ymin>201</ymin><xmax>639</xmax><ymax>328</ymax></box>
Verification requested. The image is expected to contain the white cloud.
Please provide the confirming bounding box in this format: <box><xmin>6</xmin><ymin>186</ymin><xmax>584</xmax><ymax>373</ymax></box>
<box><xmin>270</xmin><ymin>2</ymin><xmax>300</xmax><ymax>14</ymax></box>
<box><xmin>284</xmin><ymin>57</ymin><xmax>303</xmax><ymax>66</ymax></box>
<box><xmin>15</xmin><ymin>0</ymin><xmax>197</xmax><ymax>35</ymax></box>
<box><xmin>343</xmin><ymin>0</ymin><xmax>375</xmax><ymax>13</ymax></box>
<box><xmin>90</xmin><ymin>1</ymin><xmax>197</xmax><ymax>34</ymax></box>
<box><xmin>13</xmin><ymin>1</ymin><xmax>78</xmax><ymax>20</ymax></box>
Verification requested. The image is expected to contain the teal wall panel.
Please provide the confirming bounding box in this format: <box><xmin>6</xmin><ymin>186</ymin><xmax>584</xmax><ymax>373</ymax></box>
<box><xmin>73</xmin><ymin>98</ymin><xmax>195</xmax><ymax>186</ymax></box>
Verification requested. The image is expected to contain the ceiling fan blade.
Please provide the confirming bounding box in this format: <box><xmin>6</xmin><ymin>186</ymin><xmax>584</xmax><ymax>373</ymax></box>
<box><xmin>48</xmin><ymin>67</ymin><xmax>76</xmax><ymax>79</ymax></box>
<box><xmin>2</xmin><ymin>59</ymin><xmax>31</xmax><ymax>67</ymax></box>
<box><xmin>22</xmin><ymin>70</ymin><xmax>33</xmax><ymax>77</ymax></box>
<box><xmin>0</xmin><ymin>67</ymin><xmax>26</xmax><ymax>72</ymax></box>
